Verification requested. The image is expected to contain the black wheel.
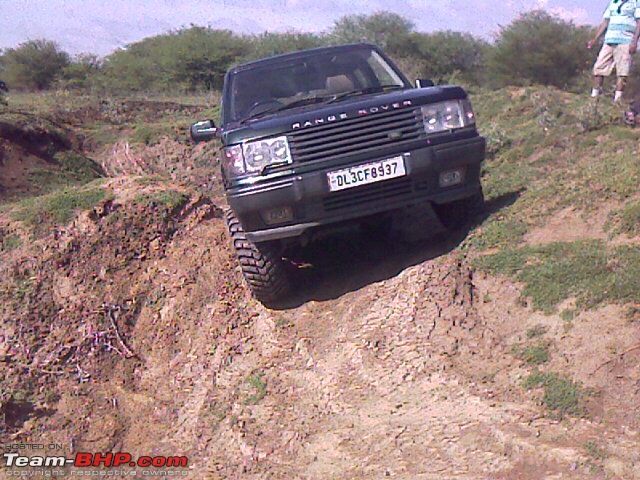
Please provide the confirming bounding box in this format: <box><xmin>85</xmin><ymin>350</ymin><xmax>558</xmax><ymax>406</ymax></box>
<box><xmin>226</xmin><ymin>210</ymin><xmax>291</xmax><ymax>306</ymax></box>
<box><xmin>433</xmin><ymin>188</ymin><xmax>485</xmax><ymax>230</ymax></box>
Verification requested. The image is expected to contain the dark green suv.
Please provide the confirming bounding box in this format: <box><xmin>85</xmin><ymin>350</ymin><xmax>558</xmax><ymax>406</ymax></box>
<box><xmin>192</xmin><ymin>43</ymin><xmax>485</xmax><ymax>306</ymax></box>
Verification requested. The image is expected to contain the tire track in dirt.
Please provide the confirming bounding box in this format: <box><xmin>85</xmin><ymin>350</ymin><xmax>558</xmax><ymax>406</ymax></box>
<box><xmin>194</xmin><ymin>255</ymin><xmax>617</xmax><ymax>479</ymax></box>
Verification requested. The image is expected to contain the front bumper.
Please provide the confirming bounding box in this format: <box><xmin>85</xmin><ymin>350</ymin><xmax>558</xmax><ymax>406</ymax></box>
<box><xmin>227</xmin><ymin>135</ymin><xmax>485</xmax><ymax>243</ymax></box>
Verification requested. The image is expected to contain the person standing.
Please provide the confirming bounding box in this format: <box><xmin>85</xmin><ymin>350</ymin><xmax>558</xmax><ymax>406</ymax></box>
<box><xmin>587</xmin><ymin>0</ymin><xmax>640</xmax><ymax>102</ymax></box>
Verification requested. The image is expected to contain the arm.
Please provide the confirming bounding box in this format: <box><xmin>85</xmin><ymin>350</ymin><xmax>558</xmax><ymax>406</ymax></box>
<box><xmin>631</xmin><ymin>19</ymin><xmax>640</xmax><ymax>54</ymax></box>
<box><xmin>587</xmin><ymin>19</ymin><xmax>610</xmax><ymax>49</ymax></box>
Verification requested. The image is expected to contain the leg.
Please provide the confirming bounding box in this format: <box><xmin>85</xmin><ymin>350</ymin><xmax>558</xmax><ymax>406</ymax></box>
<box><xmin>613</xmin><ymin>44</ymin><xmax>632</xmax><ymax>101</ymax></box>
<box><xmin>615</xmin><ymin>76</ymin><xmax>628</xmax><ymax>101</ymax></box>
<box><xmin>592</xmin><ymin>44</ymin><xmax>615</xmax><ymax>96</ymax></box>
<box><xmin>592</xmin><ymin>75</ymin><xmax>605</xmax><ymax>96</ymax></box>
<box><xmin>594</xmin><ymin>75</ymin><xmax>605</xmax><ymax>89</ymax></box>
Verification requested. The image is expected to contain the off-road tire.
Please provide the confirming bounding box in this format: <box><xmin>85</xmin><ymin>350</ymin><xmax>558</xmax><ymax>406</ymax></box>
<box><xmin>226</xmin><ymin>210</ymin><xmax>291</xmax><ymax>306</ymax></box>
<box><xmin>433</xmin><ymin>188</ymin><xmax>485</xmax><ymax>231</ymax></box>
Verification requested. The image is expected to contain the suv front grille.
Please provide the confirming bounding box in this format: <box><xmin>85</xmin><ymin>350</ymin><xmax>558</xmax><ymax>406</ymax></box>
<box><xmin>288</xmin><ymin>108</ymin><xmax>425</xmax><ymax>163</ymax></box>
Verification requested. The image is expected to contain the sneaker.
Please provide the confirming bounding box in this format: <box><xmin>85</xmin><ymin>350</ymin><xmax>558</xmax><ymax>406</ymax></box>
<box><xmin>623</xmin><ymin>110</ymin><xmax>635</xmax><ymax>125</ymax></box>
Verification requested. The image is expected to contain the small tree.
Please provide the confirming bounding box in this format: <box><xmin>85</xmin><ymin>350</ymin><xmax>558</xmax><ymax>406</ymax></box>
<box><xmin>169</xmin><ymin>27</ymin><xmax>252</xmax><ymax>90</ymax></box>
<box><xmin>407</xmin><ymin>31</ymin><xmax>489</xmax><ymax>85</ymax></box>
<box><xmin>1</xmin><ymin>39</ymin><xmax>69</xmax><ymax>90</ymax></box>
<box><xmin>245</xmin><ymin>32</ymin><xmax>326</xmax><ymax>62</ymax></box>
<box><xmin>329</xmin><ymin>11</ymin><xmax>414</xmax><ymax>55</ymax></box>
<box><xmin>58</xmin><ymin>54</ymin><xmax>101</xmax><ymax>90</ymax></box>
<box><xmin>487</xmin><ymin>10</ymin><xmax>593</xmax><ymax>89</ymax></box>
<box><xmin>101</xmin><ymin>27</ymin><xmax>251</xmax><ymax>92</ymax></box>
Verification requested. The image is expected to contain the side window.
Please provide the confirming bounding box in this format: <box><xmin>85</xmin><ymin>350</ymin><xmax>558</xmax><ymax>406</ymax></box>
<box><xmin>366</xmin><ymin>51</ymin><xmax>404</xmax><ymax>86</ymax></box>
<box><xmin>367</xmin><ymin>58</ymin><xmax>394</xmax><ymax>85</ymax></box>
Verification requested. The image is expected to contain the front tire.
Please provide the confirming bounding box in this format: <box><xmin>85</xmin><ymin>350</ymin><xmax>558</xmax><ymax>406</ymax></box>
<box><xmin>226</xmin><ymin>210</ymin><xmax>291</xmax><ymax>306</ymax></box>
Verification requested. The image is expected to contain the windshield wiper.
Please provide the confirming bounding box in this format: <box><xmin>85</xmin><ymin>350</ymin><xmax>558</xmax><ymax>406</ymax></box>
<box><xmin>273</xmin><ymin>95</ymin><xmax>335</xmax><ymax>112</ymax></box>
<box><xmin>239</xmin><ymin>106</ymin><xmax>282</xmax><ymax>124</ymax></box>
<box><xmin>326</xmin><ymin>84</ymin><xmax>404</xmax><ymax>104</ymax></box>
<box><xmin>239</xmin><ymin>95</ymin><xmax>335</xmax><ymax>124</ymax></box>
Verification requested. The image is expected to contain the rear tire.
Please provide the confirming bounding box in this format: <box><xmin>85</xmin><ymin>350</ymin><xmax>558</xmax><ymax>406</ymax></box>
<box><xmin>226</xmin><ymin>210</ymin><xmax>291</xmax><ymax>306</ymax></box>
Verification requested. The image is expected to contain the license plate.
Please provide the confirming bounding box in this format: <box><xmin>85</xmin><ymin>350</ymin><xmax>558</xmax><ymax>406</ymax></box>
<box><xmin>327</xmin><ymin>156</ymin><xmax>406</xmax><ymax>192</ymax></box>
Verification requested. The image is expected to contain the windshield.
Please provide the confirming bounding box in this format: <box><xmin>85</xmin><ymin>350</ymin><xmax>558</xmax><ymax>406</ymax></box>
<box><xmin>226</xmin><ymin>47</ymin><xmax>407</xmax><ymax>122</ymax></box>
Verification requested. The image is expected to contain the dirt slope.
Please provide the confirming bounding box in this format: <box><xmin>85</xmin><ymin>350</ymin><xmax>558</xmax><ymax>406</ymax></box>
<box><xmin>2</xmin><ymin>191</ymin><xmax>638</xmax><ymax>478</ymax></box>
<box><xmin>1</xmin><ymin>92</ymin><xmax>639</xmax><ymax>479</ymax></box>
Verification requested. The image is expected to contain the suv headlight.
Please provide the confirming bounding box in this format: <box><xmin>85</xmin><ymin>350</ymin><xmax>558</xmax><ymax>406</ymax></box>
<box><xmin>421</xmin><ymin>99</ymin><xmax>475</xmax><ymax>134</ymax></box>
<box><xmin>222</xmin><ymin>136</ymin><xmax>293</xmax><ymax>178</ymax></box>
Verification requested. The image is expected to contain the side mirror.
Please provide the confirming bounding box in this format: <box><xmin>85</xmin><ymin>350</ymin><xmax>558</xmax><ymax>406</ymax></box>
<box><xmin>190</xmin><ymin>120</ymin><xmax>218</xmax><ymax>143</ymax></box>
<box><xmin>415</xmin><ymin>78</ymin><xmax>435</xmax><ymax>88</ymax></box>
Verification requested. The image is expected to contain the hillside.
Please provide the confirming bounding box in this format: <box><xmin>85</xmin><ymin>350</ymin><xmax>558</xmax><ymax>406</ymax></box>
<box><xmin>0</xmin><ymin>88</ymin><xmax>639</xmax><ymax>479</ymax></box>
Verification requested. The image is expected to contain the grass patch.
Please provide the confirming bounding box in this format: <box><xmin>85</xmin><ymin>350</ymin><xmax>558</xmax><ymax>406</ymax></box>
<box><xmin>85</xmin><ymin>126</ymin><xmax>122</xmax><ymax>147</ymax></box>
<box><xmin>10</xmin><ymin>186</ymin><xmax>109</xmax><ymax>235</ymax></box>
<box><xmin>55</xmin><ymin>151</ymin><xmax>103</xmax><ymax>182</ymax></box>
<box><xmin>526</xmin><ymin>325</ymin><xmax>547</xmax><ymax>338</ymax></box>
<box><xmin>134</xmin><ymin>190</ymin><xmax>190</xmax><ymax>212</ymax></box>
<box><xmin>626</xmin><ymin>305</ymin><xmax>640</xmax><ymax>321</ymax></box>
<box><xmin>482</xmin><ymin>124</ymin><xmax>512</xmax><ymax>158</ymax></box>
<box><xmin>0</xmin><ymin>233</ymin><xmax>22</xmax><ymax>252</ymax></box>
<box><xmin>584</xmin><ymin>440</ymin><xmax>608</xmax><ymax>461</ymax></box>
<box><xmin>475</xmin><ymin>240</ymin><xmax>640</xmax><ymax>313</ymax></box>
<box><xmin>560</xmin><ymin>309</ymin><xmax>576</xmax><ymax>322</ymax></box>
<box><xmin>514</xmin><ymin>342</ymin><xmax>551</xmax><ymax>365</ymax></box>
<box><xmin>524</xmin><ymin>371</ymin><xmax>586</xmax><ymax>418</ymax></box>
<box><xmin>472</xmin><ymin>87</ymin><xmax>640</xmax><ymax>240</ymax></box>
<box><xmin>129</xmin><ymin>124</ymin><xmax>178</xmax><ymax>146</ymax></box>
<box><xmin>245</xmin><ymin>373</ymin><xmax>267</xmax><ymax>405</ymax></box>
<box><xmin>608</xmin><ymin>201</ymin><xmax>640</xmax><ymax>237</ymax></box>
<box><xmin>481</xmin><ymin>156</ymin><xmax>533</xmax><ymax>202</ymax></box>
<box><xmin>470</xmin><ymin>218</ymin><xmax>528</xmax><ymax>250</ymax></box>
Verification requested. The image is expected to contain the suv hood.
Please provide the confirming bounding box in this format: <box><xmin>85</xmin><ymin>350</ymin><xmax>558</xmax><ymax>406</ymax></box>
<box><xmin>221</xmin><ymin>85</ymin><xmax>468</xmax><ymax>145</ymax></box>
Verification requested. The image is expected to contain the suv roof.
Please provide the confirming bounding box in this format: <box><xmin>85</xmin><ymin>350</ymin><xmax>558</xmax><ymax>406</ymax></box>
<box><xmin>228</xmin><ymin>43</ymin><xmax>383</xmax><ymax>74</ymax></box>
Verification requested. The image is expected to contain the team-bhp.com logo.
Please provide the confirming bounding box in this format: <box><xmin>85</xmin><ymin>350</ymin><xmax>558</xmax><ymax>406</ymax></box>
<box><xmin>4</xmin><ymin>452</ymin><xmax>188</xmax><ymax>473</ymax></box>
<box><xmin>5</xmin><ymin>452</ymin><xmax>188</xmax><ymax>468</ymax></box>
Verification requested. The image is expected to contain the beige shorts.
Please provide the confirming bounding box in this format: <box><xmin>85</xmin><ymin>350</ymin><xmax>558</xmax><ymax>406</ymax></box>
<box><xmin>593</xmin><ymin>43</ymin><xmax>632</xmax><ymax>77</ymax></box>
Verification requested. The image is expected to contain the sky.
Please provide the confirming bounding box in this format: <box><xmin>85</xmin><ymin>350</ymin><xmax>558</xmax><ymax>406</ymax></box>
<box><xmin>0</xmin><ymin>0</ymin><xmax>608</xmax><ymax>56</ymax></box>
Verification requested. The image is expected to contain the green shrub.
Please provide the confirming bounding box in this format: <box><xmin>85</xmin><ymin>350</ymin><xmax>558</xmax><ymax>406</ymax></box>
<box><xmin>517</xmin><ymin>342</ymin><xmax>551</xmax><ymax>365</ymax></box>
<box><xmin>524</xmin><ymin>371</ymin><xmax>586</xmax><ymax>418</ymax></box>
<box><xmin>1</xmin><ymin>39</ymin><xmax>69</xmax><ymax>91</ymax></box>
<box><xmin>487</xmin><ymin>10</ymin><xmax>593</xmax><ymax>89</ymax></box>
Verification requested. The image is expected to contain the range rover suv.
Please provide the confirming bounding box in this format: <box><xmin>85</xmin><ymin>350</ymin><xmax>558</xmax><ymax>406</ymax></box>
<box><xmin>191</xmin><ymin>43</ymin><xmax>485</xmax><ymax>306</ymax></box>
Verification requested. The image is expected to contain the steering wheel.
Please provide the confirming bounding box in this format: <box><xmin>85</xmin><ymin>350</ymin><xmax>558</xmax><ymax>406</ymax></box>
<box><xmin>247</xmin><ymin>99</ymin><xmax>283</xmax><ymax>116</ymax></box>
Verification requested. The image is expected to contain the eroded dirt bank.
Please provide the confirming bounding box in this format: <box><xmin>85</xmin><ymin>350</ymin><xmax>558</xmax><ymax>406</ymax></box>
<box><xmin>2</xmin><ymin>188</ymin><xmax>638</xmax><ymax>479</ymax></box>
